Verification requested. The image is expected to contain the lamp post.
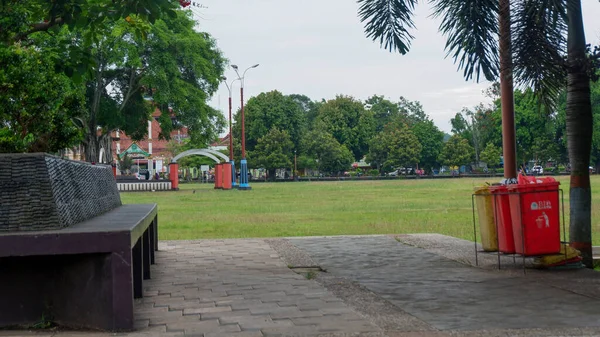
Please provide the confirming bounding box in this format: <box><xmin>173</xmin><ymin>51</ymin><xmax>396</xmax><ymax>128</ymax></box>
<box><xmin>222</xmin><ymin>76</ymin><xmax>239</xmax><ymax>187</ymax></box>
<box><xmin>231</xmin><ymin>63</ymin><xmax>259</xmax><ymax>190</ymax></box>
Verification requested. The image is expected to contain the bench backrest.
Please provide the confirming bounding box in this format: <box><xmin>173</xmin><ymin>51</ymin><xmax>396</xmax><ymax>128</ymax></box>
<box><xmin>0</xmin><ymin>153</ymin><xmax>122</xmax><ymax>232</ymax></box>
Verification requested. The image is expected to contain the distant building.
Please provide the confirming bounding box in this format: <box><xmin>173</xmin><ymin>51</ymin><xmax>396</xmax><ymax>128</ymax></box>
<box><xmin>209</xmin><ymin>134</ymin><xmax>230</xmax><ymax>152</ymax></box>
<box><xmin>112</xmin><ymin>108</ymin><xmax>188</xmax><ymax>162</ymax></box>
<box><xmin>111</xmin><ymin>108</ymin><xmax>189</xmax><ymax>174</ymax></box>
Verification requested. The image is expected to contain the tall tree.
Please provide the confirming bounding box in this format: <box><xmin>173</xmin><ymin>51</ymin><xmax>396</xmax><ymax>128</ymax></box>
<box><xmin>316</xmin><ymin>95</ymin><xmax>376</xmax><ymax>160</ymax></box>
<box><xmin>384</xmin><ymin>124</ymin><xmax>422</xmax><ymax>170</ymax></box>
<box><xmin>302</xmin><ymin>129</ymin><xmax>354</xmax><ymax>175</ymax></box>
<box><xmin>480</xmin><ymin>143</ymin><xmax>502</xmax><ymax>170</ymax></box>
<box><xmin>564</xmin><ymin>0</ymin><xmax>595</xmax><ymax>265</ymax></box>
<box><xmin>81</xmin><ymin>10</ymin><xmax>226</xmax><ymax>163</ymax></box>
<box><xmin>357</xmin><ymin>0</ymin><xmax>598</xmax><ymax>267</ymax></box>
<box><xmin>234</xmin><ymin>91</ymin><xmax>306</xmax><ymax>155</ymax></box>
<box><xmin>288</xmin><ymin>94</ymin><xmax>320</xmax><ymax>128</ymax></box>
<box><xmin>251</xmin><ymin>128</ymin><xmax>294</xmax><ymax>181</ymax></box>
<box><xmin>411</xmin><ymin>119</ymin><xmax>444</xmax><ymax>172</ymax></box>
<box><xmin>438</xmin><ymin>135</ymin><xmax>474</xmax><ymax>169</ymax></box>
<box><xmin>364</xmin><ymin>95</ymin><xmax>402</xmax><ymax>132</ymax></box>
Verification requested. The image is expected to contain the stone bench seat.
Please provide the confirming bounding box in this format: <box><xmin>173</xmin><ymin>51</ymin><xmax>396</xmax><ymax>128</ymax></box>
<box><xmin>0</xmin><ymin>204</ymin><xmax>158</xmax><ymax>331</ymax></box>
<box><xmin>0</xmin><ymin>153</ymin><xmax>158</xmax><ymax>331</ymax></box>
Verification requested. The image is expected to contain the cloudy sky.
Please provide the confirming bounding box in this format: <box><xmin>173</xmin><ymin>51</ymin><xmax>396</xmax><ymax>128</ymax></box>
<box><xmin>192</xmin><ymin>0</ymin><xmax>600</xmax><ymax>134</ymax></box>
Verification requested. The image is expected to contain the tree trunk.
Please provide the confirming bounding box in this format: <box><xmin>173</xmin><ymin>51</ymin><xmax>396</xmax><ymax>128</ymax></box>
<box><xmin>84</xmin><ymin>132</ymin><xmax>113</xmax><ymax>164</ymax></box>
<box><xmin>268</xmin><ymin>168</ymin><xmax>276</xmax><ymax>182</ymax></box>
<box><xmin>566</xmin><ymin>0</ymin><xmax>593</xmax><ymax>268</ymax></box>
<box><xmin>84</xmin><ymin>133</ymin><xmax>99</xmax><ymax>163</ymax></box>
<box><xmin>499</xmin><ymin>0</ymin><xmax>517</xmax><ymax>181</ymax></box>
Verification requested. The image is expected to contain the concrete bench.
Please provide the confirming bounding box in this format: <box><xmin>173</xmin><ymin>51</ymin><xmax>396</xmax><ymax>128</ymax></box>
<box><xmin>0</xmin><ymin>153</ymin><xmax>158</xmax><ymax>331</ymax></box>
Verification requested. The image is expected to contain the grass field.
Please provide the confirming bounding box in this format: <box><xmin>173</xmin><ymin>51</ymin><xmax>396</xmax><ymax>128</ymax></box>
<box><xmin>121</xmin><ymin>176</ymin><xmax>600</xmax><ymax>244</ymax></box>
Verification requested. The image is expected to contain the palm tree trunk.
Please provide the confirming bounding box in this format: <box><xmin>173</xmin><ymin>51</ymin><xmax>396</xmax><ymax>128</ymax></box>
<box><xmin>499</xmin><ymin>0</ymin><xmax>517</xmax><ymax>181</ymax></box>
<box><xmin>566</xmin><ymin>0</ymin><xmax>593</xmax><ymax>268</ymax></box>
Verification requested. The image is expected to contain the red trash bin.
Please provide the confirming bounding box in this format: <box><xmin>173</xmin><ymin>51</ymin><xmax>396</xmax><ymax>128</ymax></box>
<box><xmin>507</xmin><ymin>181</ymin><xmax>561</xmax><ymax>256</ymax></box>
<box><xmin>214</xmin><ymin>164</ymin><xmax>223</xmax><ymax>189</ymax></box>
<box><xmin>489</xmin><ymin>185</ymin><xmax>515</xmax><ymax>253</ymax></box>
<box><xmin>222</xmin><ymin>163</ymin><xmax>232</xmax><ymax>190</ymax></box>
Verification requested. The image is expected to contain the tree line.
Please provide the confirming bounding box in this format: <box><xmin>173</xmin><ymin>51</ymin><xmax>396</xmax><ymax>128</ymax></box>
<box><xmin>223</xmin><ymin>81</ymin><xmax>600</xmax><ymax>179</ymax></box>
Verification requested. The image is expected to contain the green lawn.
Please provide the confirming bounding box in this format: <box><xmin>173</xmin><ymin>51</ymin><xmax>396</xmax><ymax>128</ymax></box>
<box><xmin>121</xmin><ymin>176</ymin><xmax>600</xmax><ymax>244</ymax></box>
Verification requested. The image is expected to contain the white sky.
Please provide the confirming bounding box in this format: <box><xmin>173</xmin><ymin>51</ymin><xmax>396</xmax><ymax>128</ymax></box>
<box><xmin>192</xmin><ymin>0</ymin><xmax>600</xmax><ymax>134</ymax></box>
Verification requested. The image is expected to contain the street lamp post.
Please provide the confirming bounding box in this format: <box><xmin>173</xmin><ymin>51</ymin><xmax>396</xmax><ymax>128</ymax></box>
<box><xmin>222</xmin><ymin>77</ymin><xmax>239</xmax><ymax>187</ymax></box>
<box><xmin>231</xmin><ymin>63</ymin><xmax>259</xmax><ymax>190</ymax></box>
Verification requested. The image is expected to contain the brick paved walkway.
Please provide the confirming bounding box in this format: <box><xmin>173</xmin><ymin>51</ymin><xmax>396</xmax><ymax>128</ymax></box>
<box><xmin>134</xmin><ymin>239</ymin><xmax>379</xmax><ymax>336</ymax></box>
<box><xmin>3</xmin><ymin>236</ymin><xmax>600</xmax><ymax>337</ymax></box>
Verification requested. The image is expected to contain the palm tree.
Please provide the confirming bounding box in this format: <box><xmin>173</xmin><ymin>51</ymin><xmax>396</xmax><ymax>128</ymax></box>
<box><xmin>357</xmin><ymin>0</ymin><xmax>595</xmax><ymax>267</ymax></box>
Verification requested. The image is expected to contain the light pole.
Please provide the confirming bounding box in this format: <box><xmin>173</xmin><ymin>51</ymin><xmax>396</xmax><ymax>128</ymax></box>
<box><xmin>222</xmin><ymin>76</ymin><xmax>239</xmax><ymax>187</ymax></box>
<box><xmin>294</xmin><ymin>149</ymin><xmax>297</xmax><ymax>181</ymax></box>
<box><xmin>231</xmin><ymin>63</ymin><xmax>259</xmax><ymax>190</ymax></box>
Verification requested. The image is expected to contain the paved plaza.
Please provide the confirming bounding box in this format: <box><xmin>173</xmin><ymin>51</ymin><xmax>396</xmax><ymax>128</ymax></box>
<box><xmin>2</xmin><ymin>235</ymin><xmax>600</xmax><ymax>337</ymax></box>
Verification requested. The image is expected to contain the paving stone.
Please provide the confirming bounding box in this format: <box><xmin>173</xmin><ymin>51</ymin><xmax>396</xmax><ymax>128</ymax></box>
<box><xmin>169</xmin><ymin>300</ymin><xmax>216</xmax><ymax>310</ymax></box>
<box><xmin>133</xmin><ymin>319</ymin><xmax>150</xmax><ymax>329</ymax></box>
<box><xmin>289</xmin><ymin>236</ymin><xmax>600</xmax><ymax>332</ymax></box>
<box><xmin>261</xmin><ymin>325</ymin><xmax>320</xmax><ymax>337</ymax></box>
<box><xmin>148</xmin><ymin>313</ymin><xmax>199</xmax><ymax>326</ymax></box>
<box><xmin>205</xmin><ymin>331</ymin><xmax>264</xmax><ymax>337</ymax></box>
<box><xmin>269</xmin><ymin>309</ymin><xmax>323</xmax><ymax>319</ymax></box>
<box><xmin>184</xmin><ymin>306</ymin><xmax>232</xmax><ymax>315</ymax></box>
<box><xmin>136</xmin><ymin>309</ymin><xmax>182</xmax><ymax>320</ymax></box>
<box><xmin>201</xmin><ymin>309</ymin><xmax>252</xmax><ymax>320</ymax></box>
<box><xmin>219</xmin><ymin>315</ymin><xmax>295</xmax><ymax>330</ymax></box>
<box><xmin>166</xmin><ymin>318</ymin><xmax>220</xmax><ymax>332</ymax></box>
<box><xmin>224</xmin><ymin>299</ymin><xmax>264</xmax><ymax>310</ymax></box>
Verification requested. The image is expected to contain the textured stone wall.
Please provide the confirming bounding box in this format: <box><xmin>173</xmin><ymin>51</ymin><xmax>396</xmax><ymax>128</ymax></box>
<box><xmin>0</xmin><ymin>153</ymin><xmax>121</xmax><ymax>232</ymax></box>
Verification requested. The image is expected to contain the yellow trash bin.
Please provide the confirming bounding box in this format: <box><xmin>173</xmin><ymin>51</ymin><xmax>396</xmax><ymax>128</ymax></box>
<box><xmin>474</xmin><ymin>186</ymin><xmax>498</xmax><ymax>252</ymax></box>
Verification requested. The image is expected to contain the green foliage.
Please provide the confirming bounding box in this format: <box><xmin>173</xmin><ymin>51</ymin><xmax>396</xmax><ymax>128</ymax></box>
<box><xmin>1</xmin><ymin>0</ymin><xmax>177</xmax><ymax>76</ymax></box>
<box><xmin>235</xmin><ymin>91</ymin><xmax>306</xmax><ymax>154</ymax></box>
<box><xmin>288</xmin><ymin>94</ymin><xmax>320</xmax><ymax>128</ymax></box>
<box><xmin>251</xmin><ymin>128</ymin><xmax>294</xmax><ymax>180</ymax></box>
<box><xmin>411</xmin><ymin>119</ymin><xmax>444</xmax><ymax>171</ymax></box>
<box><xmin>479</xmin><ymin>143</ymin><xmax>502</xmax><ymax>168</ymax></box>
<box><xmin>438</xmin><ymin>135</ymin><xmax>474</xmax><ymax>168</ymax></box>
<box><xmin>80</xmin><ymin>9</ymin><xmax>226</xmax><ymax>162</ymax></box>
<box><xmin>143</xmin><ymin>13</ymin><xmax>226</xmax><ymax>146</ymax></box>
<box><xmin>365</xmin><ymin>95</ymin><xmax>402</xmax><ymax>132</ymax></box>
<box><xmin>0</xmin><ymin>43</ymin><xmax>84</xmax><ymax>153</ymax></box>
<box><xmin>385</xmin><ymin>124</ymin><xmax>422</xmax><ymax>169</ymax></box>
<box><xmin>297</xmin><ymin>155</ymin><xmax>317</xmax><ymax>171</ymax></box>
<box><xmin>119</xmin><ymin>154</ymin><xmax>134</xmax><ymax>173</ymax></box>
<box><xmin>302</xmin><ymin>129</ymin><xmax>354</xmax><ymax>175</ymax></box>
<box><xmin>367</xmin><ymin>123</ymin><xmax>421</xmax><ymax>172</ymax></box>
<box><xmin>366</xmin><ymin>132</ymin><xmax>388</xmax><ymax>173</ymax></box>
<box><xmin>316</xmin><ymin>95</ymin><xmax>376</xmax><ymax>161</ymax></box>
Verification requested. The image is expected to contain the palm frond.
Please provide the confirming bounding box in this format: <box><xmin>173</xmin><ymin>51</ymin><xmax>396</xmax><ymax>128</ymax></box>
<box><xmin>431</xmin><ymin>0</ymin><xmax>499</xmax><ymax>82</ymax></box>
<box><xmin>512</xmin><ymin>0</ymin><xmax>567</xmax><ymax>111</ymax></box>
<box><xmin>357</xmin><ymin>0</ymin><xmax>418</xmax><ymax>54</ymax></box>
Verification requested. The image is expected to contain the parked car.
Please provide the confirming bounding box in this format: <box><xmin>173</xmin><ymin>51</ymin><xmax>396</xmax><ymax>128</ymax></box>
<box><xmin>532</xmin><ymin>165</ymin><xmax>544</xmax><ymax>175</ymax></box>
<box><xmin>400</xmin><ymin>167</ymin><xmax>414</xmax><ymax>175</ymax></box>
<box><xmin>388</xmin><ymin>170</ymin><xmax>399</xmax><ymax>177</ymax></box>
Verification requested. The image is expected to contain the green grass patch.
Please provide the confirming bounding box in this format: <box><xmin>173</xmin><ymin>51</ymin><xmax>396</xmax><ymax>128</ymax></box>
<box><xmin>121</xmin><ymin>176</ymin><xmax>600</xmax><ymax>244</ymax></box>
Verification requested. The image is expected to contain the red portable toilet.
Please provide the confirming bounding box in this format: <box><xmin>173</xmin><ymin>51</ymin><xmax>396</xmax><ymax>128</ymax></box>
<box><xmin>214</xmin><ymin>164</ymin><xmax>223</xmax><ymax>189</ymax></box>
<box><xmin>222</xmin><ymin>163</ymin><xmax>232</xmax><ymax>190</ymax></box>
